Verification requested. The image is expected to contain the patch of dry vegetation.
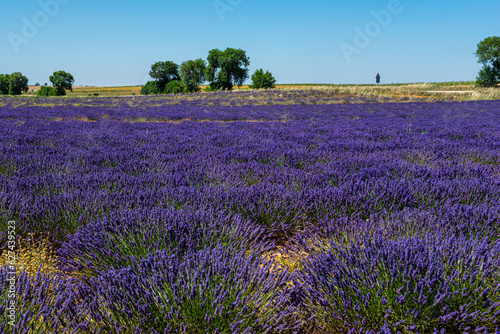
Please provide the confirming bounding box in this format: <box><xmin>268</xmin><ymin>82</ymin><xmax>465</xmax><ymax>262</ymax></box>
<box><xmin>0</xmin><ymin>234</ymin><xmax>59</xmax><ymax>277</ymax></box>
<box><xmin>280</xmin><ymin>82</ymin><xmax>500</xmax><ymax>101</ymax></box>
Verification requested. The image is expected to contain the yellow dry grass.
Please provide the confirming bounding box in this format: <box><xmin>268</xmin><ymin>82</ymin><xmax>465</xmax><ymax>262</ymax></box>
<box><xmin>0</xmin><ymin>234</ymin><xmax>59</xmax><ymax>277</ymax></box>
<box><xmin>7</xmin><ymin>82</ymin><xmax>500</xmax><ymax>102</ymax></box>
<box><xmin>262</xmin><ymin>245</ymin><xmax>308</xmax><ymax>274</ymax></box>
<box><xmin>69</xmin><ymin>85</ymin><xmax>142</xmax><ymax>97</ymax></box>
<box><xmin>279</xmin><ymin>82</ymin><xmax>500</xmax><ymax>101</ymax></box>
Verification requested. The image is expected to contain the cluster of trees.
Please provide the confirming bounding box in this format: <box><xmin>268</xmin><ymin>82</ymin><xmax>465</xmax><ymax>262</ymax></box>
<box><xmin>0</xmin><ymin>72</ymin><xmax>29</xmax><ymax>95</ymax></box>
<box><xmin>0</xmin><ymin>71</ymin><xmax>75</xmax><ymax>96</ymax></box>
<box><xmin>38</xmin><ymin>71</ymin><xmax>75</xmax><ymax>96</ymax></box>
<box><xmin>475</xmin><ymin>36</ymin><xmax>500</xmax><ymax>87</ymax></box>
<box><xmin>141</xmin><ymin>48</ymin><xmax>276</xmax><ymax>95</ymax></box>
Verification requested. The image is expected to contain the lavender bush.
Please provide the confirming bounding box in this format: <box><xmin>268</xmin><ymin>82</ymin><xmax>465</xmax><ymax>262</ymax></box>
<box><xmin>57</xmin><ymin>207</ymin><xmax>271</xmax><ymax>277</ymax></box>
<box><xmin>297</xmin><ymin>233</ymin><xmax>500</xmax><ymax>333</ymax></box>
<box><xmin>0</xmin><ymin>267</ymin><xmax>91</xmax><ymax>333</ymax></box>
<box><xmin>84</xmin><ymin>246</ymin><xmax>298</xmax><ymax>334</ymax></box>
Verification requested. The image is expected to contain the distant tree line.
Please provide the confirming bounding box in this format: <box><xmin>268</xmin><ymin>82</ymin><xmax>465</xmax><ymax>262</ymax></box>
<box><xmin>4</xmin><ymin>39</ymin><xmax>500</xmax><ymax>96</ymax></box>
<box><xmin>141</xmin><ymin>47</ymin><xmax>276</xmax><ymax>95</ymax></box>
<box><xmin>475</xmin><ymin>36</ymin><xmax>500</xmax><ymax>87</ymax></box>
<box><xmin>0</xmin><ymin>70</ymin><xmax>74</xmax><ymax>96</ymax></box>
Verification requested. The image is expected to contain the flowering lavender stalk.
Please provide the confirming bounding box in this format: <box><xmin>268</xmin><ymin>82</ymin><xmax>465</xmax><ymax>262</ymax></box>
<box><xmin>84</xmin><ymin>246</ymin><xmax>298</xmax><ymax>333</ymax></box>
<box><xmin>297</xmin><ymin>233</ymin><xmax>500</xmax><ymax>333</ymax></box>
<box><xmin>57</xmin><ymin>207</ymin><xmax>271</xmax><ymax>277</ymax></box>
<box><xmin>0</xmin><ymin>266</ymin><xmax>91</xmax><ymax>333</ymax></box>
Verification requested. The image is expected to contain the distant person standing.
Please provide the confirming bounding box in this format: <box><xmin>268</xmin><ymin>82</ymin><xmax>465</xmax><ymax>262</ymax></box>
<box><xmin>376</xmin><ymin>73</ymin><xmax>381</xmax><ymax>84</ymax></box>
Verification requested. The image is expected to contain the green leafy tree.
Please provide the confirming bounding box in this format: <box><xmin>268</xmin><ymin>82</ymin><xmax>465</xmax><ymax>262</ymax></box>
<box><xmin>49</xmin><ymin>71</ymin><xmax>74</xmax><ymax>96</ymax></box>
<box><xmin>475</xmin><ymin>36</ymin><xmax>500</xmax><ymax>87</ymax></box>
<box><xmin>205</xmin><ymin>48</ymin><xmax>250</xmax><ymax>91</ymax></box>
<box><xmin>149</xmin><ymin>61</ymin><xmax>180</xmax><ymax>92</ymax></box>
<box><xmin>164</xmin><ymin>81</ymin><xmax>185</xmax><ymax>94</ymax></box>
<box><xmin>180</xmin><ymin>59</ymin><xmax>206</xmax><ymax>93</ymax></box>
<box><xmin>0</xmin><ymin>74</ymin><xmax>10</xmax><ymax>95</ymax></box>
<box><xmin>476</xmin><ymin>65</ymin><xmax>499</xmax><ymax>87</ymax></box>
<box><xmin>140</xmin><ymin>81</ymin><xmax>162</xmax><ymax>95</ymax></box>
<box><xmin>8</xmin><ymin>72</ymin><xmax>29</xmax><ymax>95</ymax></box>
<box><xmin>250</xmin><ymin>69</ymin><xmax>276</xmax><ymax>89</ymax></box>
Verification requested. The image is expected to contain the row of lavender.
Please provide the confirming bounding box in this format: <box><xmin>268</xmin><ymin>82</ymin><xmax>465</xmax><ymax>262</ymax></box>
<box><xmin>1</xmin><ymin>97</ymin><xmax>500</xmax><ymax>333</ymax></box>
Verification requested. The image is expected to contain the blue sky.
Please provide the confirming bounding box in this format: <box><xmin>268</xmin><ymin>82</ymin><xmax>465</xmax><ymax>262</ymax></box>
<box><xmin>1</xmin><ymin>0</ymin><xmax>499</xmax><ymax>86</ymax></box>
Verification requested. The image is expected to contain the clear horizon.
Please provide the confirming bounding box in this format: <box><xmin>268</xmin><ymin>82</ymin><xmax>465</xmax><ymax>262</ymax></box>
<box><xmin>2</xmin><ymin>0</ymin><xmax>499</xmax><ymax>86</ymax></box>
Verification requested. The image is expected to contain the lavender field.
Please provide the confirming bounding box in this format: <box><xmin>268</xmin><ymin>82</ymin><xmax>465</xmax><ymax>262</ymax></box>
<box><xmin>1</xmin><ymin>92</ymin><xmax>500</xmax><ymax>333</ymax></box>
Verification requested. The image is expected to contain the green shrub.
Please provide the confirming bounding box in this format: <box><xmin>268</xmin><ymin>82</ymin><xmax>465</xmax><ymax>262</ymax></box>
<box><xmin>250</xmin><ymin>69</ymin><xmax>276</xmax><ymax>89</ymax></box>
<box><xmin>185</xmin><ymin>85</ymin><xmax>201</xmax><ymax>93</ymax></box>
<box><xmin>164</xmin><ymin>80</ymin><xmax>185</xmax><ymax>94</ymax></box>
<box><xmin>37</xmin><ymin>86</ymin><xmax>57</xmax><ymax>97</ymax></box>
<box><xmin>140</xmin><ymin>81</ymin><xmax>161</xmax><ymax>95</ymax></box>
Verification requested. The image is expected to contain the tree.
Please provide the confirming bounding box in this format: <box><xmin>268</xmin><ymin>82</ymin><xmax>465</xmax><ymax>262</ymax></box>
<box><xmin>476</xmin><ymin>65</ymin><xmax>499</xmax><ymax>87</ymax></box>
<box><xmin>180</xmin><ymin>59</ymin><xmax>206</xmax><ymax>93</ymax></box>
<box><xmin>8</xmin><ymin>72</ymin><xmax>29</xmax><ymax>95</ymax></box>
<box><xmin>0</xmin><ymin>74</ymin><xmax>10</xmax><ymax>95</ymax></box>
<box><xmin>49</xmin><ymin>71</ymin><xmax>74</xmax><ymax>96</ymax></box>
<box><xmin>205</xmin><ymin>48</ymin><xmax>250</xmax><ymax>91</ymax></box>
<box><xmin>475</xmin><ymin>36</ymin><xmax>500</xmax><ymax>87</ymax></box>
<box><xmin>149</xmin><ymin>61</ymin><xmax>180</xmax><ymax>92</ymax></box>
<box><xmin>250</xmin><ymin>69</ymin><xmax>276</xmax><ymax>89</ymax></box>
